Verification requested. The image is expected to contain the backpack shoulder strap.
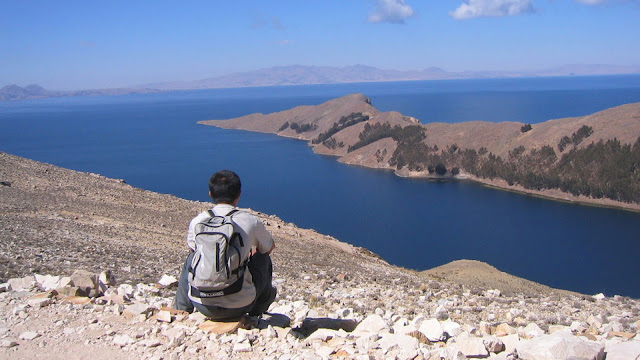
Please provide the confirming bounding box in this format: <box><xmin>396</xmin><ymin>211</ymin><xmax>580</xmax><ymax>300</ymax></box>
<box><xmin>207</xmin><ymin>209</ymin><xmax>216</xmax><ymax>218</ymax></box>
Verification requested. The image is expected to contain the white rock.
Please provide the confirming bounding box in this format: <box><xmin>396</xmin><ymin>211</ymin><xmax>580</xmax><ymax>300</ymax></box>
<box><xmin>451</xmin><ymin>337</ymin><xmax>489</xmax><ymax>357</ymax></box>
<box><xmin>117</xmin><ymin>284</ymin><xmax>134</xmax><ymax>298</ymax></box>
<box><xmin>8</xmin><ymin>275</ymin><xmax>36</xmax><ymax>291</ymax></box>
<box><xmin>592</xmin><ymin>293</ymin><xmax>606</xmax><ymax>300</ymax></box>
<box><xmin>27</xmin><ymin>297</ymin><xmax>52</xmax><ymax>308</ymax></box>
<box><xmin>233</xmin><ymin>340</ymin><xmax>252</xmax><ymax>352</ymax></box>
<box><xmin>501</xmin><ymin>333</ymin><xmax>520</xmax><ymax>354</ymax></box>
<box><xmin>123</xmin><ymin>302</ymin><xmax>154</xmax><ymax>317</ymax></box>
<box><xmin>35</xmin><ymin>274</ymin><xmax>61</xmax><ymax>291</ymax></box>
<box><xmin>483</xmin><ymin>336</ymin><xmax>505</xmax><ymax>353</ymax></box>
<box><xmin>316</xmin><ymin>345</ymin><xmax>334</xmax><ymax>357</ymax></box>
<box><xmin>520</xmin><ymin>322</ymin><xmax>545</xmax><ymax>338</ymax></box>
<box><xmin>113</xmin><ymin>334</ymin><xmax>133</xmax><ymax>347</ymax></box>
<box><xmin>516</xmin><ymin>332</ymin><xmax>604</xmax><ymax>360</ymax></box>
<box><xmin>19</xmin><ymin>331</ymin><xmax>41</xmax><ymax>340</ymax></box>
<box><xmin>308</xmin><ymin>328</ymin><xmax>338</xmax><ymax>342</ymax></box>
<box><xmin>0</xmin><ymin>339</ymin><xmax>18</xmax><ymax>348</ymax></box>
<box><xmin>158</xmin><ymin>274</ymin><xmax>178</xmax><ymax>287</ymax></box>
<box><xmin>605</xmin><ymin>340</ymin><xmax>640</xmax><ymax>360</ymax></box>
<box><xmin>441</xmin><ymin>320</ymin><xmax>462</xmax><ymax>337</ymax></box>
<box><xmin>377</xmin><ymin>333</ymin><xmax>418</xmax><ymax>353</ymax></box>
<box><xmin>156</xmin><ymin>309</ymin><xmax>172</xmax><ymax>323</ymax></box>
<box><xmin>163</xmin><ymin>328</ymin><xmax>186</xmax><ymax>348</ymax></box>
<box><xmin>355</xmin><ymin>333</ymin><xmax>379</xmax><ymax>352</ymax></box>
<box><xmin>354</xmin><ymin>314</ymin><xmax>388</xmax><ymax>333</ymax></box>
<box><xmin>419</xmin><ymin>319</ymin><xmax>446</xmax><ymax>342</ymax></box>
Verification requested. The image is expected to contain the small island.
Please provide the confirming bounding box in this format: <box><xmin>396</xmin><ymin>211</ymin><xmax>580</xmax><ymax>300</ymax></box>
<box><xmin>199</xmin><ymin>94</ymin><xmax>640</xmax><ymax>212</ymax></box>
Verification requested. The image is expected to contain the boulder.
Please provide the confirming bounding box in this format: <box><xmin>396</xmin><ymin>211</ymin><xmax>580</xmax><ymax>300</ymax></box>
<box><xmin>419</xmin><ymin>319</ymin><xmax>446</xmax><ymax>342</ymax></box>
<box><xmin>604</xmin><ymin>340</ymin><xmax>640</xmax><ymax>360</ymax></box>
<box><xmin>353</xmin><ymin>314</ymin><xmax>388</xmax><ymax>333</ymax></box>
<box><xmin>516</xmin><ymin>332</ymin><xmax>605</xmax><ymax>360</ymax></box>
<box><xmin>377</xmin><ymin>333</ymin><xmax>419</xmax><ymax>353</ymax></box>
<box><xmin>452</xmin><ymin>337</ymin><xmax>489</xmax><ymax>357</ymax></box>
<box><xmin>70</xmin><ymin>270</ymin><xmax>99</xmax><ymax>296</ymax></box>
<box><xmin>8</xmin><ymin>275</ymin><xmax>36</xmax><ymax>291</ymax></box>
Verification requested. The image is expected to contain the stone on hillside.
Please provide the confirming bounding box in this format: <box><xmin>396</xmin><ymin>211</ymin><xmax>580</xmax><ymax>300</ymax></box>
<box><xmin>163</xmin><ymin>328</ymin><xmax>186</xmax><ymax>347</ymax></box>
<box><xmin>548</xmin><ymin>325</ymin><xmax>570</xmax><ymax>334</ymax></box>
<box><xmin>484</xmin><ymin>337</ymin><xmax>505</xmax><ymax>353</ymax></box>
<box><xmin>0</xmin><ymin>283</ymin><xmax>8</xmax><ymax>292</ymax></box>
<box><xmin>354</xmin><ymin>314</ymin><xmax>388</xmax><ymax>333</ymax></box>
<box><xmin>63</xmin><ymin>296</ymin><xmax>91</xmax><ymax>305</ymax></box>
<box><xmin>516</xmin><ymin>332</ymin><xmax>605</xmax><ymax>360</ymax></box>
<box><xmin>35</xmin><ymin>274</ymin><xmax>61</xmax><ymax>290</ymax></box>
<box><xmin>98</xmin><ymin>270</ymin><xmax>116</xmax><ymax>288</ymax></box>
<box><xmin>520</xmin><ymin>322</ymin><xmax>545</xmax><ymax>338</ymax></box>
<box><xmin>188</xmin><ymin>311</ymin><xmax>207</xmax><ymax>323</ymax></box>
<box><xmin>123</xmin><ymin>302</ymin><xmax>154</xmax><ymax>318</ymax></box>
<box><xmin>501</xmin><ymin>333</ymin><xmax>520</xmax><ymax>355</ymax></box>
<box><xmin>0</xmin><ymin>339</ymin><xmax>18</xmax><ymax>348</ymax></box>
<box><xmin>70</xmin><ymin>270</ymin><xmax>99</xmax><ymax>296</ymax></box>
<box><xmin>233</xmin><ymin>340</ymin><xmax>252</xmax><ymax>353</ymax></box>
<box><xmin>355</xmin><ymin>333</ymin><xmax>379</xmax><ymax>352</ymax></box>
<box><xmin>587</xmin><ymin>314</ymin><xmax>604</xmax><ymax>329</ymax></box>
<box><xmin>308</xmin><ymin>328</ymin><xmax>340</xmax><ymax>342</ymax></box>
<box><xmin>495</xmin><ymin>323</ymin><xmax>516</xmax><ymax>336</ymax></box>
<box><xmin>19</xmin><ymin>331</ymin><xmax>40</xmax><ymax>340</ymax></box>
<box><xmin>156</xmin><ymin>309</ymin><xmax>172</xmax><ymax>323</ymax></box>
<box><xmin>117</xmin><ymin>284</ymin><xmax>134</xmax><ymax>298</ymax></box>
<box><xmin>441</xmin><ymin>320</ymin><xmax>462</xmax><ymax>337</ymax></box>
<box><xmin>435</xmin><ymin>305</ymin><xmax>449</xmax><ymax>321</ymax></box>
<box><xmin>451</xmin><ymin>337</ymin><xmax>489</xmax><ymax>358</ymax></box>
<box><xmin>113</xmin><ymin>334</ymin><xmax>134</xmax><ymax>347</ymax></box>
<box><xmin>607</xmin><ymin>331</ymin><xmax>636</xmax><ymax>340</ymax></box>
<box><xmin>604</xmin><ymin>340</ymin><xmax>640</xmax><ymax>360</ymax></box>
<box><xmin>158</xmin><ymin>274</ymin><xmax>178</xmax><ymax>287</ymax></box>
<box><xmin>8</xmin><ymin>275</ymin><xmax>35</xmax><ymax>291</ymax></box>
<box><xmin>478</xmin><ymin>321</ymin><xmax>492</xmax><ymax>336</ymax></box>
<box><xmin>198</xmin><ymin>319</ymin><xmax>247</xmax><ymax>334</ymax></box>
<box><xmin>592</xmin><ymin>293</ymin><xmax>605</xmax><ymax>300</ymax></box>
<box><xmin>377</xmin><ymin>333</ymin><xmax>419</xmax><ymax>353</ymax></box>
<box><xmin>56</xmin><ymin>286</ymin><xmax>81</xmax><ymax>297</ymax></box>
<box><xmin>419</xmin><ymin>319</ymin><xmax>447</xmax><ymax>342</ymax></box>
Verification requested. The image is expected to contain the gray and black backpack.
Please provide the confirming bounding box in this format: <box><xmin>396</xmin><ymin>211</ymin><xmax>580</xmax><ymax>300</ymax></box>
<box><xmin>188</xmin><ymin>209</ymin><xmax>248</xmax><ymax>302</ymax></box>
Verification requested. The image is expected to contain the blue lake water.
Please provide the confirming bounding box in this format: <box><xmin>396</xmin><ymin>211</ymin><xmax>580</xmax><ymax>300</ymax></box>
<box><xmin>2</xmin><ymin>75</ymin><xmax>640</xmax><ymax>298</ymax></box>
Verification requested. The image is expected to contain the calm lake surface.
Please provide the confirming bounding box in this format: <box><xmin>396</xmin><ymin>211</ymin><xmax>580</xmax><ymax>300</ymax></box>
<box><xmin>2</xmin><ymin>75</ymin><xmax>640</xmax><ymax>298</ymax></box>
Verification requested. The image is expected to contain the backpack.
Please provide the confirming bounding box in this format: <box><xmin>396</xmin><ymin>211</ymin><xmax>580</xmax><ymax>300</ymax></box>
<box><xmin>188</xmin><ymin>208</ymin><xmax>248</xmax><ymax>302</ymax></box>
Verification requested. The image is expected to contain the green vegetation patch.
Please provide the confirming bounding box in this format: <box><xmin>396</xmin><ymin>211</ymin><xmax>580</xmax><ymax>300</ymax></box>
<box><xmin>290</xmin><ymin>122</ymin><xmax>318</xmax><ymax>134</ymax></box>
<box><xmin>558</xmin><ymin>125</ymin><xmax>594</xmax><ymax>152</ymax></box>
<box><xmin>312</xmin><ymin>112</ymin><xmax>369</xmax><ymax>145</ymax></box>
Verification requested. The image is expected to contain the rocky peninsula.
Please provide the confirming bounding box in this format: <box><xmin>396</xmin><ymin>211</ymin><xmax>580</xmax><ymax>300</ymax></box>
<box><xmin>200</xmin><ymin>94</ymin><xmax>640</xmax><ymax>212</ymax></box>
<box><xmin>1</xmin><ymin>152</ymin><xmax>640</xmax><ymax>359</ymax></box>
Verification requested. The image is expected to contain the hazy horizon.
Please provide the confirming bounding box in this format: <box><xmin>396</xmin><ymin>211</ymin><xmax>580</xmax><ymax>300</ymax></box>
<box><xmin>2</xmin><ymin>1</ymin><xmax>639</xmax><ymax>90</ymax></box>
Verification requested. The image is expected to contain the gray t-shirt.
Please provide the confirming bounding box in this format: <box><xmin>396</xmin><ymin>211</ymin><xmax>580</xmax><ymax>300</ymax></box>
<box><xmin>187</xmin><ymin>204</ymin><xmax>274</xmax><ymax>308</ymax></box>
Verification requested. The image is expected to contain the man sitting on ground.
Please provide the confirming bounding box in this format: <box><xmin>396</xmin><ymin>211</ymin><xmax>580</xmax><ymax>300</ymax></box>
<box><xmin>174</xmin><ymin>170</ymin><xmax>276</xmax><ymax>319</ymax></box>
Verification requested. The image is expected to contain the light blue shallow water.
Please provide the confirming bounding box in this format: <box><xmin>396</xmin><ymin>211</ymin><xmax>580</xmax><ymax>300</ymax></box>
<box><xmin>2</xmin><ymin>75</ymin><xmax>640</xmax><ymax>297</ymax></box>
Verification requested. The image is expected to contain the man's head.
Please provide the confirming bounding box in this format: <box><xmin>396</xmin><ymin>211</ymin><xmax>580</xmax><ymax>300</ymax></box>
<box><xmin>209</xmin><ymin>170</ymin><xmax>241</xmax><ymax>204</ymax></box>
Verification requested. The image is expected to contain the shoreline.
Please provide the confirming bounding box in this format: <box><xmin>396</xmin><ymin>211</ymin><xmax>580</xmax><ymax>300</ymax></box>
<box><xmin>203</xmin><ymin>124</ymin><xmax>640</xmax><ymax>214</ymax></box>
<box><xmin>392</xmin><ymin>169</ymin><xmax>640</xmax><ymax>213</ymax></box>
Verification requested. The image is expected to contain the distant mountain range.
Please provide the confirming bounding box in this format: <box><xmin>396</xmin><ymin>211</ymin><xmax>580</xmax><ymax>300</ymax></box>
<box><xmin>138</xmin><ymin>64</ymin><xmax>640</xmax><ymax>90</ymax></box>
<box><xmin>3</xmin><ymin>64</ymin><xmax>640</xmax><ymax>101</ymax></box>
<box><xmin>0</xmin><ymin>84</ymin><xmax>159</xmax><ymax>102</ymax></box>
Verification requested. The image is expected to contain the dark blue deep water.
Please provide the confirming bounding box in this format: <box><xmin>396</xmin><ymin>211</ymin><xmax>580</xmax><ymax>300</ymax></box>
<box><xmin>2</xmin><ymin>75</ymin><xmax>640</xmax><ymax>297</ymax></box>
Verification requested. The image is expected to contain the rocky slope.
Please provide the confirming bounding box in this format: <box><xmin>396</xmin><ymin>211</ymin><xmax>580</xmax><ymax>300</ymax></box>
<box><xmin>200</xmin><ymin>94</ymin><xmax>640</xmax><ymax>211</ymax></box>
<box><xmin>1</xmin><ymin>152</ymin><xmax>639</xmax><ymax>359</ymax></box>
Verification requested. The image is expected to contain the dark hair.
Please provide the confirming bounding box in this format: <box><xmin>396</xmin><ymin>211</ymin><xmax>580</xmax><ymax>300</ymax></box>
<box><xmin>209</xmin><ymin>170</ymin><xmax>241</xmax><ymax>204</ymax></box>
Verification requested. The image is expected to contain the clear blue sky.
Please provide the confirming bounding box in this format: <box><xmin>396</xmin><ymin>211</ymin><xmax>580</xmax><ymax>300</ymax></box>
<box><xmin>1</xmin><ymin>0</ymin><xmax>639</xmax><ymax>90</ymax></box>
